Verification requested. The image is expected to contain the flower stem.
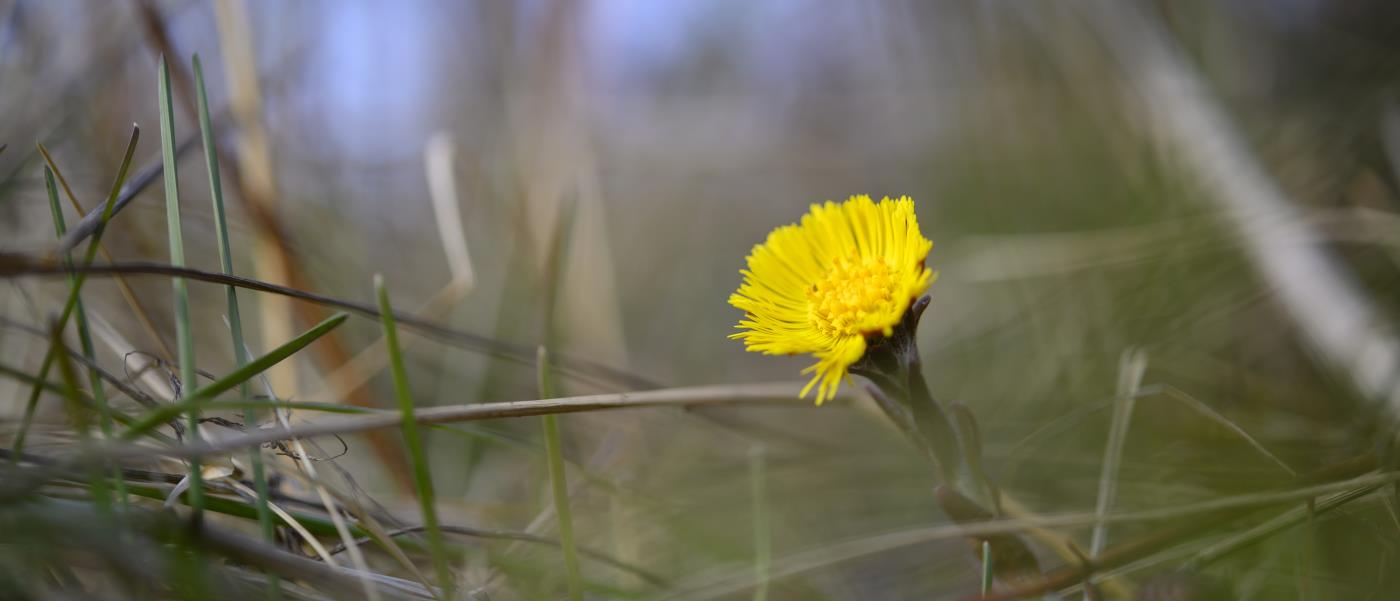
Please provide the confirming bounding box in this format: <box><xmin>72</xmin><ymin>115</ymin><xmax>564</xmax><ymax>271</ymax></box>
<box><xmin>854</xmin><ymin>295</ymin><xmax>1042</xmax><ymax>587</ymax></box>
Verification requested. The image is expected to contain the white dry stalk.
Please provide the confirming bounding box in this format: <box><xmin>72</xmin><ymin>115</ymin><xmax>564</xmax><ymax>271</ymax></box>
<box><xmin>1089</xmin><ymin>348</ymin><xmax>1147</xmax><ymax>559</ymax></box>
<box><xmin>425</xmin><ymin>132</ymin><xmax>476</xmax><ymax>290</ymax></box>
<box><xmin>261</xmin><ymin>453</ymin><xmax>440</xmax><ymax>593</ymax></box>
<box><xmin>1080</xmin><ymin>0</ymin><xmax>1400</xmax><ymax>416</ymax></box>
<box><xmin>226</xmin><ymin>478</ymin><xmax>339</xmax><ymax>565</ymax></box>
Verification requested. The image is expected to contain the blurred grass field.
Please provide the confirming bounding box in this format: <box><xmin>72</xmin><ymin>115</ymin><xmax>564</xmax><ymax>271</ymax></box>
<box><xmin>3</xmin><ymin>1</ymin><xmax>1400</xmax><ymax>600</ymax></box>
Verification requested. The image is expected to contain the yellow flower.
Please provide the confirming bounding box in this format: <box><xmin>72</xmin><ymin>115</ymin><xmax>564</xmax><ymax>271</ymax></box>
<box><xmin>729</xmin><ymin>195</ymin><xmax>936</xmax><ymax>404</ymax></box>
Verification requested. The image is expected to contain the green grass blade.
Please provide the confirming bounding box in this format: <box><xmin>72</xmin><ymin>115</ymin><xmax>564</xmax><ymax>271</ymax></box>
<box><xmin>10</xmin><ymin>128</ymin><xmax>139</xmax><ymax>458</ymax></box>
<box><xmin>375</xmin><ymin>274</ymin><xmax>453</xmax><ymax>598</ymax></box>
<box><xmin>981</xmin><ymin>540</ymin><xmax>993</xmax><ymax>595</ymax></box>
<box><xmin>158</xmin><ymin>54</ymin><xmax>204</xmax><ymax>525</ymax></box>
<box><xmin>537</xmin><ymin>347</ymin><xmax>583</xmax><ymax>601</ymax></box>
<box><xmin>121</xmin><ymin>312</ymin><xmax>349</xmax><ymax>439</ymax></box>
<box><xmin>194</xmin><ymin>52</ymin><xmax>281</xmax><ymax>599</ymax></box>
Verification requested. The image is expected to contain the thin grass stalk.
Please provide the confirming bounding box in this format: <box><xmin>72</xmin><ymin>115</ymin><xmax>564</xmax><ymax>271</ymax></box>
<box><xmin>1188</xmin><ymin>485</ymin><xmax>1380</xmax><ymax>568</ymax></box>
<box><xmin>375</xmin><ymin>275</ymin><xmax>453</xmax><ymax>598</ymax></box>
<box><xmin>158</xmin><ymin>54</ymin><xmax>202</xmax><ymax>519</ymax></box>
<box><xmin>10</xmin><ymin>128</ymin><xmax>140</xmax><ymax>458</ymax></box>
<box><xmin>981</xmin><ymin>540</ymin><xmax>993</xmax><ymax>596</ymax></box>
<box><xmin>193</xmin><ymin>52</ymin><xmax>281</xmax><ymax>600</ymax></box>
<box><xmin>537</xmin><ymin>347</ymin><xmax>584</xmax><ymax>601</ymax></box>
<box><xmin>1088</xmin><ymin>350</ymin><xmax>1146</xmax><ymax>580</ymax></box>
<box><xmin>123</xmin><ymin>383</ymin><xmax>823</xmax><ymax>456</ymax></box>
<box><xmin>44</xmin><ymin>167</ymin><xmax>128</xmax><ymax>515</ymax></box>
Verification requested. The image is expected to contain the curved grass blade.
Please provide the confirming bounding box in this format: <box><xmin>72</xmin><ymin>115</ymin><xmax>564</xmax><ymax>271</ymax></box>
<box><xmin>376</xmin><ymin>275</ymin><xmax>453</xmax><ymax>599</ymax></box>
<box><xmin>121</xmin><ymin>312</ymin><xmax>349</xmax><ymax>439</ymax></box>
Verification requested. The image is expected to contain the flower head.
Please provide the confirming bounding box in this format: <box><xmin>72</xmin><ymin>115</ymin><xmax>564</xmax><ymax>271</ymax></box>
<box><xmin>729</xmin><ymin>195</ymin><xmax>936</xmax><ymax>404</ymax></box>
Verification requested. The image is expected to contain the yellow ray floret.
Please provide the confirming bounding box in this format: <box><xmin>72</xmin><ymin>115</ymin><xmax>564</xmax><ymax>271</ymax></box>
<box><xmin>729</xmin><ymin>195</ymin><xmax>936</xmax><ymax>404</ymax></box>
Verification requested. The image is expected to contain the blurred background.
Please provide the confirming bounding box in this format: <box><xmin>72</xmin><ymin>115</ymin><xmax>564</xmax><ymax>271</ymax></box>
<box><xmin>4</xmin><ymin>1</ymin><xmax>1400</xmax><ymax>599</ymax></box>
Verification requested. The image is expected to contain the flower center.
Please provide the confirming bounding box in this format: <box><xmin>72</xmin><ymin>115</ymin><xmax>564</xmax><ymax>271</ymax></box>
<box><xmin>807</xmin><ymin>254</ymin><xmax>899</xmax><ymax>337</ymax></box>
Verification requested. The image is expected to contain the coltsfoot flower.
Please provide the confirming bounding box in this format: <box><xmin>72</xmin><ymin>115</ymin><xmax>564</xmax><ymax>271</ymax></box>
<box><xmin>729</xmin><ymin>195</ymin><xmax>936</xmax><ymax>404</ymax></box>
